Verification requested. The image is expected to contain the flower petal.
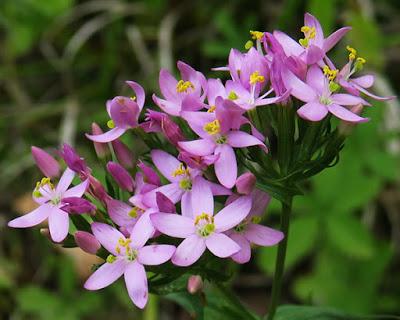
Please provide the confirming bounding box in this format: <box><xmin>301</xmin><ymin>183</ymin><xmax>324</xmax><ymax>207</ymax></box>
<box><xmin>214</xmin><ymin>144</ymin><xmax>237</xmax><ymax>189</ymax></box>
<box><xmin>124</xmin><ymin>261</ymin><xmax>148</xmax><ymax>309</ymax></box>
<box><xmin>306</xmin><ymin>65</ymin><xmax>326</xmax><ymax>94</ymax></box>
<box><xmin>191</xmin><ymin>176</ymin><xmax>214</xmax><ymax>217</ymax></box>
<box><xmin>91</xmin><ymin>222</ymin><xmax>126</xmax><ymax>255</ymax></box>
<box><xmin>85</xmin><ymin>127</ymin><xmax>126</xmax><ymax>143</ymax></box>
<box><xmin>56</xmin><ymin>168</ymin><xmax>75</xmax><ymax>194</ymax></box>
<box><xmin>151</xmin><ymin>213</ymin><xmax>195</xmax><ymax>238</ymax></box>
<box><xmin>227</xmin><ymin>131</ymin><xmax>266</xmax><ymax>150</ymax></box>
<box><xmin>178</xmin><ymin>139</ymin><xmax>216</xmax><ymax>157</ymax></box>
<box><xmin>214</xmin><ymin>195</ymin><xmax>251</xmax><ymax>232</ymax></box>
<box><xmin>130</xmin><ymin>210</ymin><xmax>156</xmax><ymax>248</ymax></box>
<box><xmin>304</xmin><ymin>13</ymin><xmax>324</xmax><ymax>47</ymax></box>
<box><xmin>138</xmin><ymin>245</ymin><xmax>175</xmax><ymax>265</ymax></box>
<box><xmin>331</xmin><ymin>93</ymin><xmax>369</xmax><ymax>106</ymax></box>
<box><xmin>297</xmin><ymin>102</ymin><xmax>328</xmax><ymax>121</ymax></box>
<box><xmin>172</xmin><ymin>235</ymin><xmax>206</xmax><ymax>266</ymax></box>
<box><xmin>323</xmin><ymin>27</ymin><xmax>351</xmax><ymax>52</ymax></box>
<box><xmin>281</xmin><ymin>68</ymin><xmax>317</xmax><ymax>103</ymax></box>
<box><xmin>126</xmin><ymin>81</ymin><xmax>145</xmax><ymax>110</ymax></box>
<box><xmin>351</xmin><ymin>75</ymin><xmax>374</xmax><ymax>88</ymax></box>
<box><xmin>273</xmin><ymin>30</ymin><xmax>304</xmax><ymax>57</ymax></box>
<box><xmin>63</xmin><ymin>179</ymin><xmax>89</xmax><ymax>198</ymax></box>
<box><xmin>152</xmin><ymin>94</ymin><xmax>180</xmax><ymax>116</ymax></box>
<box><xmin>142</xmin><ymin>183</ymin><xmax>183</xmax><ymax>208</ymax></box>
<box><xmin>8</xmin><ymin>204</ymin><xmax>51</xmax><ymax>228</ymax></box>
<box><xmin>107</xmin><ymin>198</ymin><xmax>136</xmax><ymax>227</ymax></box>
<box><xmin>229</xmin><ymin>233</ymin><xmax>251</xmax><ymax>264</ymax></box>
<box><xmin>84</xmin><ymin>258</ymin><xmax>126</xmax><ymax>290</ymax></box>
<box><xmin>244</xmin><ymin>224</ymin><xmax>284</xmax><ymax>246</ymax></box>
<box><xmin>181</xmin><ymin>191</ymin><xmax>193</xmax><ymax>217</ymax></box>
<box><xmin>151</xmin><ymin>150</ymin><xmax>182</xmax><ymax>182</ymax></box>
<box><xmin>181</xmin><ymin>111</ymin><xmax>215</xmax><ymax>138</ymax></box>
<box><xmin>327</xmin><ymin>104</ymin><xmax>369</xmax><ymax>123</ymax></box>
<box><xmin>48</xmin><ymin>207</ymin><xmax>69</xmax><ymax>242</ymax></box>
<box><xmin>205</xmin><ymin>233</ymin><xmax>240</xmax><ymax>258</ymax></box>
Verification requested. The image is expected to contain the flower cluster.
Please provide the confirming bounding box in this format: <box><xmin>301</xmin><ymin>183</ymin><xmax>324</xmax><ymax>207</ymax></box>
<box><xmin>9</xmin><ymin>13</ymin><xmax>392</xmax><ymax>309</ymax></box>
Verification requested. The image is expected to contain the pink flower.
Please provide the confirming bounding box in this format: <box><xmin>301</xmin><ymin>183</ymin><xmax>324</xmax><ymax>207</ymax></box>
<box><xmin>8</xmin><ymin>168</ymin><xmax>89</xmax><ymax>242</ymax></box>
<box><xmin>31</xmin><ymin>146</ymin><xmax>60</xmax><ymax>178</ymax></box>
<box><xmin>106</xmin><ymin>162</ymin><xmax>135</xmax><ymax>192</ymax></box>
<box><xmin>84</xmin><ymin>222</ymin><xmax>175</xmax><ymax>309</ymax></box>
<box><xmin>282</xmin><ymin>65</ymin><xmax>370</xmax><ymax>122</ymax></box>
<box><xmin>179</xmin><ymin>98</ymin><xmax>267</xmax><ymax>188</ymax></box>
<box><xmin>74</xmin><ymin>231</ymin><xmax>101</xmax><ymax>254</ymax></box>
<box><xmin>152</xmin><ymin>61</ymin><xmax>207</xmax><ymax>116</ymax></box>
<box><xmin>86</xmin><ymin>81</ymin><xmax>145</xmax><ymax>142</ymax></box>
<box><xmin>151</xmin><ymin>179</ymin><xmax>251</xmax><ymax>266</ymax></box>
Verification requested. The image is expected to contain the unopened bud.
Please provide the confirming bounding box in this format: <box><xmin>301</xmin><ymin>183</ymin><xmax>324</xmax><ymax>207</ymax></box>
<box><xmin>31</xmin><ymin>146</ymin><xmax>60</xmax><ymax>178</ymax></box>
<box><xmin>138</xmin><ymin>161</ymin><xmax>160</xmax><ymax>186</ymax></box>
<box><xmin>156</xmin><ymin>192</ymin><xmax>175</xmax><ymax>213</ymax></box>
<box><xmin>74</xmin><ymin>231</ymin><xmax>101</xmax><ymax>254</ymax></box>
<box><xmin>91</xmin><ymin>123</ymin><xmax>109</xmax><ymax>158</ymax></box>
<box><xmin>235</xmin><ymin>172</ymin><xmax>256</xmax><ymax>195</ymax></box>
<box><xmin>111</xmin><ymin>139</ymin><xmax>134</xmax><ymax>169</ymax></box>
<box><xmin>161</xmin><ymin>116</ymin><xmax>185</xmax><ymax>146</ymax></box>
<box><xmin>106</xmin><ymin>162</ymin><xmax>135</xmax><ymax>192</ymax></box>
<box><xmin>187</xmin><ymin>275</ymin><xmax>203</xmax><ymax>294</ymax></box>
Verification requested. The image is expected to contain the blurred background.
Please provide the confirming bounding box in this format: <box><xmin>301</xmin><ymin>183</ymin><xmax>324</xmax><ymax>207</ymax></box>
<box><xmin>1</xmin><ymin>0</ymin><xmax>399</xmax><ymax>319</ymax></box>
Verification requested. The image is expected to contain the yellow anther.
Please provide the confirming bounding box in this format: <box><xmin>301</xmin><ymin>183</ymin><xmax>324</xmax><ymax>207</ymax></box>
<box><xmin>106</xmin><ymin>255</ymin><xmax>116</xmax><ymax>263</ymax></box>
<box><xmin>172</xmin><ymin>163</ymin><xmax>189</xmax><ymax>177</ymax></box>
<box><xmin>249</xmin><ymin>71</ymin><xmax>265</xmax><ymax>85</ymax></box>
<box><xmin>356</xmin><ymin>57</ymin><xmax>366</xmax><ymax>64</ymax></box>
<box><xmin>346</xmin><ymin>46</ymin><xmax>357</xmax><ymax>61</ymax></box>
<box><xmin>176</xmin><ymin>80</ymin><xmax>195</xmax><ymax>93</ymax></box>
<box><xmin>245</xmin><ymin>40</ymin><xmax>254</xmax><ymax>50</ymax></box>
<box><xmin>128</xmin><ymin>207</ymin><xmax>139</xmax><ymax>218</ymax></box>
<box><xmin>207</xmin><ymin>105</ymin><xmax>216</xmax><ymax>113</ymax></box>
<box><xmin>300</xmin><ymin>26</ymin><xmax>316</xmax><ymax>47</ymax></box>
<box><xmin>228</xmin><ymin>91</ymin><xmax>238</xmax><ymax>100</ymax></box>
<box><xmin>33</xmin><ymin>177</ymin><xmax>54</xmax><ymax>197</ymax></box>
<box><xmin>116</xmin><ymin>246</ymin><xmax>121</xmax><ymax>254</ymax></box>
<box><xmin>323</xmin><ymin>66</ymin><xmax>338</xmax><ymax>81</ymax></box>
<box><xmin>107</xmin><ymin>120</ymin><xmax>115</xmax><ymax>129</ymax></box>
<box><xmin>194</xmin><ymin>213</ymin><xmax>214</xmax><ymax>225</ymax></box>
<box><xmin>250</xmin><ymin>30</ymin><xmax>264</xmax><ymax>40</ymax></box>
<box><xmin>251</xmin><ymin>216</ymin><xmax>261</xmax><ymax>224</ymax></box>
<box><xmin>130</xmin><ymin>96</ymin><xmax>136</xmax><ymax>101</ymax></box>
<box><xmin>203</xmin><ymin>120</ymin><xmax>221</xmax><ymax>135</ymax></box>
<box><xmin>301</xmin><ymin>26</ymin><xmax>311</xmax><ymax>33</ymax></box>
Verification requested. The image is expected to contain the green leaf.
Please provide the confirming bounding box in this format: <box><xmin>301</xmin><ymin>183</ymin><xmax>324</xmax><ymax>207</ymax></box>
<box><xmin>258</xmin><ymin>216</ymin><xmax>318</xmax><ymax>273</ymax></box>
<box><xmin>274</xmin><ymin>305</ymin><xmax>350</xmax><ymax>320</ymax></box>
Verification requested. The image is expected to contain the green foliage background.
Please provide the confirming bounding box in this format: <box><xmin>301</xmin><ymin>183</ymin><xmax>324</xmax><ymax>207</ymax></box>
<box><xmin>0</xmin><ymin>0</ymin><xmax>399</xmax><ymax>319</ymax></box>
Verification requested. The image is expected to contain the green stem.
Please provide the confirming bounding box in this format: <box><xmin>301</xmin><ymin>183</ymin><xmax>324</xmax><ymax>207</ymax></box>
<box><xmin>266</xmin><ymin>197</ymin><xmax>293</xmax><ymax>320</ymax></box>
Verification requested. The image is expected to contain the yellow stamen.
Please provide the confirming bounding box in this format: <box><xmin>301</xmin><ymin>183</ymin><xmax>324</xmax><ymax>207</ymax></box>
<box><xmin>249</xmin><ymin>71</ymin><xmax>265</xmax><ymax>85</ymax></box>
<box><xmin>130</xmin><ymin>96</ymin><xmax>136</xmax><ymax>101</ymax></box>
<box><xmin>172</xmin><ymin>163</ymin><xmax>189</xmax><ymax>177</ymax></box>
<box><xmin>323</xmin><ymin>66</ymin><xmax>338</xmax><ymax>81</ymax></box>
<box><xmin>228</xmin><ymin>90</ymin><xmax>238</xmax><ymax>100</ymax></box>
<box><xmin>245</xmin><ymin>40</ymin><xmax>254</xmax><ymax>50</ymax></box>
<box><xmin>194</xmin><ymin>213</ymin><xmax>214</xmax><ymax>225</ymax></box>
<box><xmin>128</xmin><ymin>207</ymin><xmax>141</xmax><ymax>218</ymax></box>
<box><xmin>250</xmin><ymin>30</ymin><xmax>264</xmax><ymax>40</ymax></box>
<box><xmin>356</xmin><ymin>57</ymin><xmax>366</xmax><ymax>64</ymax></box>
<box><xmin>346</xmin><ymin>45</ymin><xmax>357</xmax><ymax>61</ymax></box>
<box><xmin>33</xmin><ymin>177</ymin><xmax>54</xmax><ymax>197</ymax></box>
<box><xmin>203</xmin><ymin>120</ymin><xmax>221</xmax><ymax>135</ymax></box>
<box><xmin>299</xmin><ymin>25</ymin><xmax>316</xmax><ymax>47</ymax></box>
<box><xmin>176</xmin><ymin>80</ymin><xmax>195</xmax><ymax>93</ymax></box>
<box><xmin>107</xmin><ymin>120</ymin><xmax>115</xmax><ymax>128</ymax></box>
<box><xmin>207</xmin><ymin>105</ymin><xmax>216</xmax><ymax>113</ymax></box>
<box><xmin>106</xmin><ymin>254</ymin><xmax>116</xmax><ymax>263</ymax></box>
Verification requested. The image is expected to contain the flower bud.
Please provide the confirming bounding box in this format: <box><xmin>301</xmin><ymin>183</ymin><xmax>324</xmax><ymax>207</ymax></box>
<box><xmin>161</xmin><ymin>116</ymin><xmax>185</xmax><ymax>146</ymax></box>
<box><xmin>111</xmin><ymin>139</ymin><xmax>134</xmax><ymax>169</ymax></box>
<box><xmin>187</xmin><ymin>275</ymin><xmax>203</xmax><ymax>294</ymax></box>
<box><xmin>106</xmin><ymin>162</ymin><xmax>135</xmax><ymax>192</ymax></box>
<box><xmin>31</xmin><ymin>146</ymin><xmax>60</xmax><ymax>178</ymax></box>
<box><xmin>74</xmin><ymin>231</ymin><xmax>101</xmax><ymax>254</ymax></box>
<box><xmin>156</xmin><ymin>192</ymin><xmax>175</xmax><ymax>213</ymax></box>
<box><xmin>88</xmin><ymin>175</ymin><xmax>109</xmax><ymax>203</ymax></box>
<box><xmin>235</xmin><ymin>172</ymin><xmax>256</xmax><ymax>195</ymax></box>
<box><xmin>138</xmin><ymin>161</ymin><xmax>160</xmax><ymax>186</ymax></box>
<box><xmin>62</xmin><ymin>197</ymin><xmax>96</xmax><ymax>214</ymax></box>
<box><xmin>91</xmin><ymin>123</ymin><xmax>109</xmax><ymax>158</ymax></box>
<box><xmin>60</xmin><ymin>144</ymin><xmax>89</xmax><ymax>175</ymax></box>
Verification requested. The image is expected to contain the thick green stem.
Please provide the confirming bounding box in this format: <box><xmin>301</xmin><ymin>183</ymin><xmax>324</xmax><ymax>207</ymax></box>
<box><xmin>266</xmin><ymin>197</ymin><xmax>293</xmax><ymax>320</ymax></box>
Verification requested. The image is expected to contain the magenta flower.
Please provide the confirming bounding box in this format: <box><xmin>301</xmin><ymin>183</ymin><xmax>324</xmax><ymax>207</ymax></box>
<box><xmin>179</xmin><ymin>98</ymin><xmax>267</xmax><ymax>188</ymax></box>
<box><xmin>142</xmin><ymin>150</ymin><xmax>231</xmax><ymax>212</ymax></box>
<box><xmin>151</xmin><ymin>179</ymin><xmax>251</xmax><ymax>266</ymax></box>
<box><xmin>86</xmin><ymin>81</ymin><xmax>145</xmax><ymax>142</ymax></box>
<box><xmin>8</xmin><ymin>168</ymin><xmax>89</xmax><ymax>242</ymax></box>
<box><xmin>273</xmin><ymin>12</ymin><xmax>351</xmax><ymax>65</ymax></box>
<box><xmin>226</xmin><ymin>190</ymin><xmax>283</xmax><ymax>264</ymax></box>
<box><xmin>84</xmin><ymin>222</ymin><xmax>175</xmax><ymax>309</ymax></box>
<box><xmin>152</xmin><ymin>61</ymin><xmax>207</xmax><ymax>116</ymax></box>
<box><xmin>106</xmin><ymin>161</ymin><xmax>135</xmax><ymax>192</ymax></box>
<box><xmin>282</xmin><ymin>65</ymin><xmax>370</xmax><ymax>122</ymax></box>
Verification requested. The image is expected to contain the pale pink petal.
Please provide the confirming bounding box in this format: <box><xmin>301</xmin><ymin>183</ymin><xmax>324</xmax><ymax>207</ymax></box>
<box><xmin>85</xmin><ymin>127</ymin><xmax>126</xmax><ymax>143</ymax></box>
<box><xmin>142</xmin><ymin>183</ymin><xmax>183</xmax><ymax>208</ymax></box>
<box><xmin>159</xmin><ymin>69</ymin><xmax>178</xmax><ymax>102</ymax></box>
<box><xmin>214</xmin><ymin>144</ymin><xmax>237</xmax><ymax>189</ymax></box>
<box><xmin>323</xmin><ymin>27</ymin><xmax>351</xmax><ymax>52</ymax></box>
<box><xmin>191</xmin><ymin>177</ymin><xmax>214</xmax><ymax>217</ymax></box>
<box><xmin>207</xmin><ymin>180</ymin><xmax>232</xmax><ymax>196</ymax></box>
<box><xmin>84</xmin><ymin>258</ymin><xmax>127</xmax><ymax>290</ymax></box>
<box><xmin>124</xmin><ymin>261</ymin><xmax>148</xmax><ymax>309</ymax></box>
<box><xmin>181</xmin><ymin>191</ymin><xmax>193</xmax><ymax>217</ymax></box>
<box><xmin>8</xmin><ymin>204</ymin><xmax>51</xmax><ymax>228</ymax></box>
<box><xmin>151</xmin><ymin>213</ymin><xmax>195</xmax><ymax>238</ymax></box>
<box><xmin>91</xmin><ymin>222</ymin><xmax>126</xmax><ymax>255</ymax></box>
<box><xmin>205</xmin><ymin>233</ymin><xmax>240</xmax><ymax>258</ymax></box>
<box><xmin>306</xmin><ymin>65</ymin><xmax>325</xmax><ymax>94</ymax></box>
<box><xmin>172</xmin><ymin>235</ymin><xmax>206</xmax><ymax>266</ymax></box>
<box><xmin>327</xmin><ymin>104</ymin><xmax>369</xmax><ymax>123</ymax></box>
<box><xmin>48</xmin><ymin>207</ymin><xmax>69</xmax><ymax>242</ymax></box>
<box><xmin>229</xmin><ymin>233</ymin><xmax>251</xmax><ymax>264</ymax></box>
<box><xmin>214</xmin><ymin>195</ymin><xmax>251</xmax><ymax>232</ymax></box>
<box><xmin>151</xmin><ymin>150</ymin><xmax>181</xmax><ymax>182</ymax></box>
<box><xmin>126</xmin><ymin>81</ymin><xmax>145</xmax><ymax>110</ymax></box>
<box><xmin>107</xmin><ymin>199</ymin><xmax>135</xmax><ymax>227</ymax></box>
<box><xmin>227</xmin><ymin>131</ymin><xmax>266</xmax><ymax>150</ymax></box>
<box><xmin>351</xmin><ymin>75</ymin><xmax>374</xmax><ymax>88</ymax></box>
<box><xmin>281</xmin><ymin>68</ymin><xmax>317</xmax><ymax>103</ymax></box>
<box><xmin>273</xmin><ymin>30</ymin><xmax>304</xmax><ymax>57</ymax></box>
<box><xmin>297</xmin><ymin>102</ymin><xmax>328</xmax><ymax>121</ymax></box>
<box><xmin>56</xmin><ymin>168</ymin><xmax>75</xmax><ymax>194</ymax></box>
<box><xmin>331</xmin><ymin>93</ymin><xmax>369</xmax><ymax>106</ymax></box>
<box><xmin>178</xmin><ymin>139</ymin><xmax>216</xmax><ymax>157</ymax></box>
<box><xmin>152</xmin><ymin>94</ymin><xmax>180</xmax><ymax>116</ymax></box>
<box><xmin>181</xmin><ymin>111</ymin><xmax>215</xmax><ymax>138</ymax></box>
<box><xmin>138</xmin><ymin>245</ymin><xmax>175</xmax><ymax>265</ymax></box>
<box><xmin>250</xmin><ymin>189</ymin><xmax>271</xmax><ymax>216</ymax></box>
<box><xmin>130</xmin><ymin>210</ymin><xmax>155</xmax><ymax>248</ymax></box>
<box><xmin>306</xmin><ymin>44</ymin><xmax>324</xmax><ymax>65</ymax></box>
<box><xmin>304</xmin><ymin>13</ymin><xmax>324</xmax><ymax>46</ymax></box>
<box><xmin>353</xmin><ymin>84</ymin><xmax>396</xmax><ymax>101</ymax></box>
<box><xmin>63</xmin><ymin>179</ymin><xmax>89</xmax><ymax>198</ymax></box>
<box><xmin>244</xmin><ymin>224</ymin><xmax>284</xmax><ymax>246</ymax></box>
